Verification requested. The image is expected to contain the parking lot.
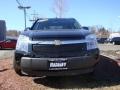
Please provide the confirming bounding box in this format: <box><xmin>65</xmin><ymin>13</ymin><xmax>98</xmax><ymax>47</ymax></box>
<box><xmin>0</xmin><ymin>44</ymin><xmax>120</xmax><ymax>90</ymax></box>
<box><xmin>99</xmin><ymin>44</ymin><xmax>120</xmax><ymax>51</ymax></box>
<box><xmin>0</xmin><ymin>50</ymin><xmax>14</xmax><ymax>60</ymax></box>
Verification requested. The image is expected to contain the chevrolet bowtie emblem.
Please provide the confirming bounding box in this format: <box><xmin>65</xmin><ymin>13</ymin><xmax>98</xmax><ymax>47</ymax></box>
<box><xmin>53</xmin><ymin>40</ymin><xmax>62</xmax><ymax>45</ymax></box>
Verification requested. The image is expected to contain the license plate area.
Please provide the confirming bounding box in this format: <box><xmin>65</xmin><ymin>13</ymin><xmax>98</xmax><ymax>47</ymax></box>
<box><xmin>49</xmin><ymin>58</ymin><xmax>67</xmax><ymax>70</ymax></box>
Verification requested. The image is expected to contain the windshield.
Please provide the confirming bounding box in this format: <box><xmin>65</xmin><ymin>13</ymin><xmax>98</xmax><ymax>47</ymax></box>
<box><xmin>31</xmin><ymin>19</ymin><xmax>81</xmax><ymax>30</ymax></box>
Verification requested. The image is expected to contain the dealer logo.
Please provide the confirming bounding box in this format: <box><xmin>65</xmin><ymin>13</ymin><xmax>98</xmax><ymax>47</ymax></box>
<box><xmin>53</xmin><ymin>40</ymin><xmax>62</xmax><ymax>46</ymax></box>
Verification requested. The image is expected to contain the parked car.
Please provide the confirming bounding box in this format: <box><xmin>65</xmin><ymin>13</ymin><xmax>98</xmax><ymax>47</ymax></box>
<box><xmin>108</xmin><ymin>33</ymin><xmax>120</xmax><ymax>45</ymax></box>
<box><xmin>109</xmin><ymin>37</ymin><xmax>120</xmax><ymax>45</ymax></box>
<box><xmin>97</xmin><ymin>38</ymin><xmax>107</xmax><ymax>44</ymax></box>
<box><xmin>14</xmin><ymin>18</ymin><xmax>100</xmax><ymax>77</ymax></box>
<box><xmin>0</xmin><ymin>37</ymin><xmax>17</xmax><ymax>49</ymax></box>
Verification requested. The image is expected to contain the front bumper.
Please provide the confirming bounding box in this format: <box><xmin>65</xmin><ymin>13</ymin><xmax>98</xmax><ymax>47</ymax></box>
<box><xmin>19</xmin><ymin>49</ymin><xmax>99</xmax><ymax>76</ymax></box>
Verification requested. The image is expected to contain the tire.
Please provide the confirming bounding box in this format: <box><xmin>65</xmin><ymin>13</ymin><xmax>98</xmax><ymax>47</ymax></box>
<box><xmin>13</xmin><ymin>59</ymin><xmax>23</xmax><ymax>76</ymax></box>
<box><xmin>114</xmin><ymin>42</ymin><xmax>118</xmax><ymax>45</ymax></box>
<box><xmin>112</xmin><ymin>41</ymin><xmax>115</xmax><ymax>45</ymax></box>
<box><xmin>0</xmin><ymin>46</ymin><xmax>2</xmax><ymax>49</ymax></box>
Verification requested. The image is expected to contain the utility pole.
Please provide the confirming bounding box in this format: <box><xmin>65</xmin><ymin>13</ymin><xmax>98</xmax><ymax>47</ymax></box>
<box><xmin>16</xmin><ymin>0</ymin><xmax>31</xmax><ymax>29</ymax></box>
<box><xmin>29</xmin><ymin>10</ymin><xmax>39</xmax><ymax>23</ymax></box>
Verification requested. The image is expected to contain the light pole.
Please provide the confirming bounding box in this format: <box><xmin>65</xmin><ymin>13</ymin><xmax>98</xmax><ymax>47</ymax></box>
<box><xmin>18</xmin><ymin>6</ymin><xmax>31</xmax><ymax>29</ymax></box>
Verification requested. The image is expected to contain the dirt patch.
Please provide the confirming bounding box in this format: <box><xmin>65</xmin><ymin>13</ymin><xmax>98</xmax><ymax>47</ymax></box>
<box><xmin>0</xmin><ymin>50</ymin><xmax>14</xmax><ymax>60</ymax></box>
<box><xmin>0</xmin><ymin>56</ymin><xmax>120</xmax><ymax>90</ymax></box>
<box><xmin>0</xmin><ymin>59</ymin><xmax>37</xmax><ymax>90</ymax></box>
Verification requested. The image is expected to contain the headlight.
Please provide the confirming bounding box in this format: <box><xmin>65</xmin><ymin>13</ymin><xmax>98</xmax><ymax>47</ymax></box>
<box><xmin>18</xmin><ymin>35</ymin><xmax>30</xmax><ymax>42</ymax></box>
<box><xmin>86</xmin><ymin>34</ymin><xmax>98</xmax><ymax>50</ymax></box>
<box><xmin>16</xmin><ymin>35</ymin><xmax>30</xmax><ymax>52</ymax></box>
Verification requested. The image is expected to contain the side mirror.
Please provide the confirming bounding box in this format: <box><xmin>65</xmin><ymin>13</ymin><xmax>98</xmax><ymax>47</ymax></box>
<box><xmin>24</xmin><ymin>27</ymin><xmax>30</xmax><ymax>31</ymax></box>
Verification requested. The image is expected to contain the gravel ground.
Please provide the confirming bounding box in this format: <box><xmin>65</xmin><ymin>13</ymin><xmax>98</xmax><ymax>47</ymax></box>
<box><xmin>0</xmin><ymin>50</ymin><xmax>14</xmax><ymax>60</ymax></box>
<box><xmin>0</xmin><ymin>44</ymin><xmax>120</xmax><ymax>90</ymax></box>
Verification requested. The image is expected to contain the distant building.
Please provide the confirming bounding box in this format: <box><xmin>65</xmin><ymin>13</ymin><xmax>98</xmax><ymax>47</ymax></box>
<box><xmin>0</xmin><ymin>20</ymin><xmax>6</xmax><ymax>41</ymax></box>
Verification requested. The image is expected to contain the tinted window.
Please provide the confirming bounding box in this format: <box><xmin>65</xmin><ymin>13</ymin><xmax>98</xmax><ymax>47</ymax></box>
<box><xmin>6</xmin><ymin>39</ymin><xmax>17</xmax><ymax>42</ymax></box>
<box><xmin>32</xmin><ymin>19</ymin><xmax>81</xmax><ymax>30</ymax></box>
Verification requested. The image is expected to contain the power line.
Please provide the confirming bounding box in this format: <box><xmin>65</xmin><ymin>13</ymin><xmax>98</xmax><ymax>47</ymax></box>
<box><xmin>16</xmin><ymin>0</ymin><xmax>22</xmax><ymax>6</ymax></box>
<box><xmin>29</xmin><ymin>10</ymin><xmax>39</xmax><ymax>22</ymax></box>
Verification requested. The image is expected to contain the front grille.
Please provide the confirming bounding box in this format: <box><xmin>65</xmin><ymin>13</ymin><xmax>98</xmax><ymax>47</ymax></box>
<box><xmin>32</xmin><ymin>37</ymin><xmax>85</xmax><ymax>41</ymax></box>
<box><xmin>32</xmin><ymin>43</ymin><xmax>86</xmax><ymax>58</ymax></box>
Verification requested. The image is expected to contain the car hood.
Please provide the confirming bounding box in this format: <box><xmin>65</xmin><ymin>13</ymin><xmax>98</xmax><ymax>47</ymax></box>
<box><xmin>21</xmin><ymin>29</ymin><xmax>91</xmax><ymax>40</ymax></box>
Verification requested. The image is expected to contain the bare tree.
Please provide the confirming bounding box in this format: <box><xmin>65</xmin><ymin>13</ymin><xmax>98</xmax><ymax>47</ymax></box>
<box><xmin>53</xmin><ymin>0</ymin><xmax>67</xmax><ymax>18</ymax></box>
<box><xmin>6</xmin><ymin>30</ymin><xmax>21</xmax><ymax>37</ymax></box>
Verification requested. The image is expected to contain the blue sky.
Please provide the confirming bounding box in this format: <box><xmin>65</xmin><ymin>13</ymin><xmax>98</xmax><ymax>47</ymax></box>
<box><xmin>0</xmin><ymin>0</ymin><xmax>120</xmax><ymax>31</ymax></box>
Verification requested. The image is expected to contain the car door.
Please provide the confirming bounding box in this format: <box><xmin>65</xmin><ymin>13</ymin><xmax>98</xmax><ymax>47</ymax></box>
<box><xmin>11</xmin><ymin>40</ymin><xmax>17</xmax><ymax>48</ymax></box>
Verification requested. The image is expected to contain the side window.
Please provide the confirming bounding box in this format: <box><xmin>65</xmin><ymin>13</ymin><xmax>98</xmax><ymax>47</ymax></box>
<box><xmin>6</xmin><ymin>39</ymin><xmax>11</xmax><ymax>42</ymax></box>
<box><xmin>32</xmin><ymin>22</ymin><xmax>40</xmax><ymax>30</ymax></box>
<box><xmin>74</xmin><ymin>22</ymin><xmax>81</xmax><ymax>29</ymax></box>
